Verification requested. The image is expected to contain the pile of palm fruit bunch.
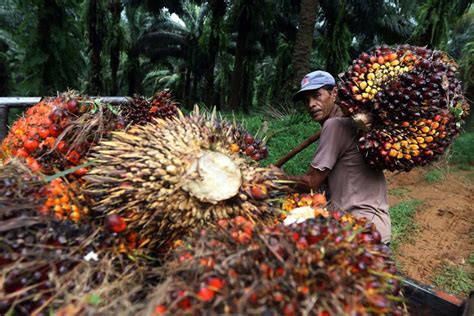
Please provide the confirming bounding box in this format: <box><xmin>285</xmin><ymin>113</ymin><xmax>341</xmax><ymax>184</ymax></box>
<box><xmin>337</xmin><ymin>44</ymin><xmax>470</xmax><ymax>171</ymax></box>
<box><xmin>0</xmin><ymin>90</ymin><xmax>180</xmax><ymax>176</ymax></box>
<box><xmin>120</xmin><ymin>90</ymin><xmax>179</xmax><ymax>126</ymax></box>
<box><xmin>0</xmin><ymin>91</ymin><xmax>182</xmax><ymax>222</ymax></box>
<box><xmin>146</xmin><ymin>215</ymin><xmax>403</xmax><ymax>315</ymax></box>
<box><xmin>0</xmin><ymin>160</ymin><xmax>162</xmax><ymax>315</ymax></box>
<box><xmin>85</xmin><ymin>107</ymin><xmax>283</xmax><ymax>251</ymax></box>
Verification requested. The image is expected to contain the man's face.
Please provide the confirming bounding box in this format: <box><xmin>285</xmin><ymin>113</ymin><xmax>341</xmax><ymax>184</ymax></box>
<box><xmin>303</xmin><ymin>87</ymin><xmax>337</xmax><ymax>122</ymax></box>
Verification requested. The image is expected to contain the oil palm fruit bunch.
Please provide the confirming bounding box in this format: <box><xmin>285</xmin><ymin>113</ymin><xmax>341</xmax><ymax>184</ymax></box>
<box><xmin>85</xmin><ymin>107</ymin><xmax>283</xmax><ymax>251</ymax></box>
<box><xmin>211</xmin><ymin>119</ymin><xmax>269</xmax><ymax>162</ymax></box>
<box><xmin>358</xmin><ymin>112</ymin><xmax>458</xmax><ymax>171</ymax></box>
<box><xmin>147</xmin><ymin>215</ymin><xmax>403</xmax><ymax>315</ymax></box>
<box><xmin>0</xmin><ymin>161</ymin><xmax>154</xmax><ymax>315</ymax></box>
<box><xmin>337</xmin><ymin>44</ymin><xmax>469</xmax><ymax>171</ymax></box>
<box><xmin>1</xmin><ymin>91</ymin><xmax>109</xmax><ymax>174</ymax></box>
<box><xmin>120</xmin><ymin>90</ymin><xmax>179</xmax><ymax>126</ymax></box>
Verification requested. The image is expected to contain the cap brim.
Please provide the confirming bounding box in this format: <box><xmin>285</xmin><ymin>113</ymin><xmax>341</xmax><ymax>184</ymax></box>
<box><xmin>292</xmin><ymin>84</ymin><xmax>325</xmax><ymax>102</ymax></box>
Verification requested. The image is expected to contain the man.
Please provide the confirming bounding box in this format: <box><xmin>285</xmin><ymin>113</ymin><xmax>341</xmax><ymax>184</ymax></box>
<box><xmin>281</xmin><ymin>70</ymin><xmax>391</xmax><ymax>244</ymax></box>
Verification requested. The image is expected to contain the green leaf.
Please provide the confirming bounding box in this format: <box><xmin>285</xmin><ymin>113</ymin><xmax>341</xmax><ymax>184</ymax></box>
<box><xmin>43</xmin><ymin>161</ymin><xmax>93</xmax><ymax>183</ymax></box>
<box><xmin>88</xmin><ymin>293</ymin><xmax>102</xmax><ymax>306</ymax></box>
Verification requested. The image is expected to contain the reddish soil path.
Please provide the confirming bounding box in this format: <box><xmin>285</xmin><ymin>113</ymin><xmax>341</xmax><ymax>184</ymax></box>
<box><xmin>386</xmin><ymin>167</ymin><xmax>474</xmax><ymax>291</ymax></box>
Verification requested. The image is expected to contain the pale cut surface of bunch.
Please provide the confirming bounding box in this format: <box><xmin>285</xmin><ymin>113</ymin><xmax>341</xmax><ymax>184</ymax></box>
<box><xmin>86</xmin><ymin>107</ymin><xmax>283</xmax><ymax>249</ymax></box>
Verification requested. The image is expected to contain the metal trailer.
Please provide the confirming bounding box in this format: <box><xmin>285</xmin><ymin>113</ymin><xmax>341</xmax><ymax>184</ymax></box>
<box><xmin>0</xmin><ymin>97</ymin><xmax>473</xmax><ymax>315</ymax></box>
<box><xmin>0</xmin><ymin>97</ymin><xmax>132</xmax><ymax>141</ymax></box>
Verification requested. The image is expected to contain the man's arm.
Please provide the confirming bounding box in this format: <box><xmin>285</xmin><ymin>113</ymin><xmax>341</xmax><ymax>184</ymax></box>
<box><xmin>282</xmin><ymin>166</ymin><xmax>330</xmax><ymax>192</ymax></box>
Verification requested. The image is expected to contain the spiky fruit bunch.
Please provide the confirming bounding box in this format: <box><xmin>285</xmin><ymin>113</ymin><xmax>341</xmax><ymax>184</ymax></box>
<box><xmin>337</xmin><ymin>44</ymin><xmax>469</xmax><ymax>171</ymax></box>
<box><xmin>148</xmin><ymin>215</ymin><xmax>403</xmax><ymax>315</ymax></box>
<box><xmin>120</xmin><ymin>90</ymin><xmax>179</xmax><ymax>126</ymax></box>
<box><xmin>86</xmin><ymin>108</ymin><xmax>283</xmax><ymax>250</ymax></box>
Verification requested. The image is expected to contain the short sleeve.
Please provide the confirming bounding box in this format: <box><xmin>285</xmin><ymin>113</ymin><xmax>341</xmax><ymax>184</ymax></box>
<box><xmin>310</xmin><ymin>118</ymin><xmax>345</xmax><ymax>171</ymax></box>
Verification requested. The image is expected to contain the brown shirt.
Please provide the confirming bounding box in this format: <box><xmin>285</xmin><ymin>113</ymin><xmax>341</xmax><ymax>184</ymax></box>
<box><xmin>311</xmin><ymin>117</ymin><xmax>391</xmax><ymax>243</ymax></box>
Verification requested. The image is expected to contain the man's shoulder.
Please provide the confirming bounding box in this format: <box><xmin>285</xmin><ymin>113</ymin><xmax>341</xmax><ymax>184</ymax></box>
<box><xmin>322</xmin><ymin>116</ymin><xmax>353</xmax><ymax>130</ymax></box>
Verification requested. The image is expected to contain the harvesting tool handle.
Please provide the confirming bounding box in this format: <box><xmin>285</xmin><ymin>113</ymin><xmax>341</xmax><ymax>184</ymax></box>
<box><xmin>274</xmin><ymin>131</ymin><xmax>321</xmax><ymax>168</ymax></box>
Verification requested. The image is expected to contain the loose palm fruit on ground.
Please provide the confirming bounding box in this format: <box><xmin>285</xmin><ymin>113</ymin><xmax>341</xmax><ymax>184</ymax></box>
<box><xmin>85</xmin><ymin>107</ymin><xmax>284</xmax><ymax>251</ymax></box>
<box><xmin>147</xmin><ymin>214</ymin><xmax>403</xmax><ymax>315</ymax></box>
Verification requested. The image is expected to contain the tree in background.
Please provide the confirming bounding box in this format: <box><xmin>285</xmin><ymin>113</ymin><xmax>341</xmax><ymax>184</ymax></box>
<box><xmin>203</xmin><ymin>0</ymin><xmax>226</xmax><ymax>109</ymax></box>
<box><xmin>410</xmin><ymin>0</ymin><xmax>472</xmax><ymax>49</ymax></box>
<box><xmin>288</xmin><ymin>0</ymin><xmax>319</xmax><ymax>92</ymax></box>
<box><xmin>13</xmin><ymin>0</ymin><xmax>85</xmax><ymax>95</ymax></box>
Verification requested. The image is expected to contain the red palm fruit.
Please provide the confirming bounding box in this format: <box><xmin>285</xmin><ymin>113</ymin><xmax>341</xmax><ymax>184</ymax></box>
<box><xmin>38</xmin><ymin>127</ymin><xmax>49</xmax><ymax>139</ymax></box>
<box><xmin>49</xmin><ymin>124</ymin><xmax>62</xmax><ymax>137</ymax></box>
<box><xmin>311</xmin><ymin>194</ymin><xmax>327</xmax><ymax>206</ymax></box>
<box><xmin>249</xmin><ymin>184</ymin><xmax>268</xmax><ymax>200</ymax></box>
<box><xmin>26</xmin><ymin>157</ymin><xmax>41</xmax><ymax>172</ymax></box>
<box><xmin>177</xmin><ymin>297</ymin><xmax>191</xmax><ymax>310</ymax></box>
<box><xmin>207</xmin><ymin>277</ymin><xmax>225</xmax><ymax>291</ymax></box>
<box><xmin>16</xmin><ymin>148</ymin><xmax>29</xmax><ymax>158</ymax></box>
<box><xmin>105</xmin><ymin>214</ymin><xmax>127</xmax><ymax>233</ymax></box>
<box><xmin>73</xmin><ymin>167</ymin><xmax>88</xmax><ymax>176</ymax></box>
<box><xmin>57</xmin><ymin>140</ymin><xmax>68</xmax><ymax>154</ymax></box>
<box><xmin>243</xmin><ymin>134</ymin><xmax>254</xmax><ymax>145</ymax></box>
<box><xmin>244</xmin><ymin>145</ymin><xmax>255</xmax><ymax>156</ymax></box>
<box><xmin>67</xmin><ymin>150</ymin><xmax>81</xmax><ymax>165</ymax></box>
<box><xmin>66</xmin><ymin>100</ymin><xmax>78</xmax><ymax>113</ymax></box>
<box><xmin>197</xmin><ymin>287</ymin><xmax>215</xmax><ymax>302</ymax></box>
<box><xmin>154</xmin><ymin>305</ymin><xmax>167</xmax><ymax>315</ymax></box>
<box><xmin>23</xmin><ymin>138</ymin><xmax>39</xmax><ymax>153</ymax></box>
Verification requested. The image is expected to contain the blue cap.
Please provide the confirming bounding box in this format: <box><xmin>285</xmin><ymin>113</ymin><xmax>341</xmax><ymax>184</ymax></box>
<box><xmin>293</xmin><ymin>70</ymin><xmax>336</xmax><ymax>102</ymax></box>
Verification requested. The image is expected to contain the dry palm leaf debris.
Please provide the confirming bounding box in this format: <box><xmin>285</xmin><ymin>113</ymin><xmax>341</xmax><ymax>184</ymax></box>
<box><xmin>0</xmin><ymin>160</ymin><xmax>161</xmax><ymax>315</ymax></box>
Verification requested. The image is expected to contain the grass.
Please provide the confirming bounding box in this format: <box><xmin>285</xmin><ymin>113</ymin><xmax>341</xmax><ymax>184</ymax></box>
<box><xmin>238</xmin><ymin>113</ymin><xmax>320</xmax><ymax>175</ymax></box>
<box><xmin>433</xmin><ymin>258</ymin><xmax>474</xmax><ymax>296</ymax></box>
<box><xmin>389</xmin><ymin>199</ymin><xmax>422</xmax><ymax>251</ymax></box>
<box><xmin>388</xmin><ymin>187</ymin><xmax>411</xmax><ymax>197</ymax></box>
<box><xmin>448</xmin><ymin>131</ymin><xmax>474</xmax><ymax>165</ymax></box>
<box><xmin>424</xmin><ymin>168</ymin><xmax>445</xmax><ymax>183</ymax></box>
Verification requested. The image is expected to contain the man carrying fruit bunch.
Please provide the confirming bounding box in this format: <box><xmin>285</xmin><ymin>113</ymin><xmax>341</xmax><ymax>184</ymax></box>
<box><xmin>278</xmin><ymin>70</ymin><xmax>391</xmax><ymax>244</ymax></box>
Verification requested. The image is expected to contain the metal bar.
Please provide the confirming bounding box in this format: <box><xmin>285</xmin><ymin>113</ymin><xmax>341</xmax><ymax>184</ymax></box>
<box><xmin>0</xmin><ymin>97</ymin><xmax>133</xmax><ymax>142</ymax></box>
<box><xmin>402</xmin><ymin>276</ymin><xmax>465</xmax><ymax>315</ymax></box>
<box><xmin>0</xmin><ymin>96</ymin><xmax>132</xmax><ymax>108</ymax></box>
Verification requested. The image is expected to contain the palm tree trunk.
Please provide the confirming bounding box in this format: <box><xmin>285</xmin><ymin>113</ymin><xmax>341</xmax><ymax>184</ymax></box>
<box><xmin>229</xmin><ymin>10</ymin><xmax>251</xmax><ymax>111</ymax></box>
<box><xmin>289</xmin><ymin>0</ymin><xmax>319</xmax><ymax>91</ymax></box>
<box><xmin>204</xmin><ymin>0</ymin><xmax>226</xmax><ymax>109</ymax></box>
<box><xmin>88</xmin><ymin>0</ymin><xmax>103</xmax><ymax>95</ymax></box>
<box><xmin>241</xmin><ymin>59</ymin><xmax>255</xmax><ymax>114</ymax></box>
<box><xmin>109</xmin><ymin>0</ymin><xmax>122</xmax><ymax>95</ymax></box>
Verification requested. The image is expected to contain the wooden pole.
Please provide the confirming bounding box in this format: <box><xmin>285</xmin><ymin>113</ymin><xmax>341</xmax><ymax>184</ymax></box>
<box><xmin>274</xmin><ymin>130</ymin><xmax>321</xmax><ymax>167</ymax></box>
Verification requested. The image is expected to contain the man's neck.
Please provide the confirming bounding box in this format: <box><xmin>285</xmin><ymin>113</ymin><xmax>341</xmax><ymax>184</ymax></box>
<box><xmin>321</xmin><ymin>104</ymin><xmax>344</xmax><ymax>125</ymax></box>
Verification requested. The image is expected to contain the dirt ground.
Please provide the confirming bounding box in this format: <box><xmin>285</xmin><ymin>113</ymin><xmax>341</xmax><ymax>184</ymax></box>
<box><xmin>386</xmin><ymin>166</ymin><xmax>474</xmax><ymax>292</ymax></box>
